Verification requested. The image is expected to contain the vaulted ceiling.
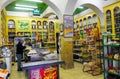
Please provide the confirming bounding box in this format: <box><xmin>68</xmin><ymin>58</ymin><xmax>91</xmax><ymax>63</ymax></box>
<box><xmin>5</xmin><ymin>0</ymin><xmax>88</xmax><ymax>15</ymax></box>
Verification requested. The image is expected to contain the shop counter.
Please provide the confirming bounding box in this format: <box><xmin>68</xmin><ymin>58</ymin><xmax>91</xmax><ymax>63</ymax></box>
<box><xmin>0</xmin><ymin>69</ymin><xmax>8</xmax><ymax>79</ymax></box>
<box><xmin>22</xmin><ymin>60</ymin><xmax>64</xmax><ymax>79</ymax></box>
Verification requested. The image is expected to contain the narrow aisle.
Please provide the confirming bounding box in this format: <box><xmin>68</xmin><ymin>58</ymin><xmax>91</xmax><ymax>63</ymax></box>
<box><xmin>60</xmin><ymin>62</ymin><xmax>103</xmax><ymax>79</ymax></box>
<box><xmin>9</xmin><ymin>63</ymin><xmax>27</xmax><ymax>79</ymax></box>
<box><xmin>9</xmin><ymin>62</ymin><xmax>103</xmax><ymax>79</ymax></box>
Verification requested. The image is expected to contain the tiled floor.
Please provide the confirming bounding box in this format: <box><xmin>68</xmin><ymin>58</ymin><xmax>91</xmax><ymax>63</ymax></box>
<box><xmin>9</xmin><ymin>62</ymin><xmax>103</xmax><ymax>79</ymax></box>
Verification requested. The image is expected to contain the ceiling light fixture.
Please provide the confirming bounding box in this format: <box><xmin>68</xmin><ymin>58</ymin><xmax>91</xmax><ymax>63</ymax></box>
<box><xmin>15</xmin><ymin>7</ymin><xmax>34</xmax><ymax>11</ymax></box>
<box><xmin>16</xmin><ymin>4</ymin><xmax>37</xmax><ymax>8</ymax></box>
<box><xmin>28</xmin><ymin>0</ymin><xmax>43</xmax><ymax>3</ymax></box>
<box><xmin>78</xmin><ymin>6</ymin><xmax>84</xmax><ymax>9</ymax></box>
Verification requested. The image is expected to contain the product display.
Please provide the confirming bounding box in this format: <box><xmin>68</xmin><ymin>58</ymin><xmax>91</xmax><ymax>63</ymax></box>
<box><xmin>1</xmin><ymin>0</ymin><xmax>120</xmax><ymax>79</ymax></box>
<box><xmin>104</xmin><ymin>1</ymin><xmax>120</xmax><ymax>37</ymax></box>
<box><xmin>102</xmin><ymin>34</ymin><xmax>120</xmax><ymax>79</ymax></box>
<box><xmin>73</xmin><ymin>12</ymin><xmax>102</xmax><ymax>76</ymax></box>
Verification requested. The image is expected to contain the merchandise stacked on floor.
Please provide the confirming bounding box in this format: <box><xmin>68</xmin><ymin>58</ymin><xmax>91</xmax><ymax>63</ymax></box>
<box><xmin>102</xmin><ymin>34</ymin><xmax>120</xmax><ymax>79</ymax></box>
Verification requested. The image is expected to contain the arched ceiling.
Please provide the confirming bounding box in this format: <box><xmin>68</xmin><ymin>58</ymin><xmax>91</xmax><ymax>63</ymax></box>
<box><xmin>43</xmin><ymin>12</ymin><xmax>55</xmax><ymax>18</ymax></box>
<box><xmin>0</xmin><ymin>0</ymin><xmax>118</xmax><ymax>23</ymax></box>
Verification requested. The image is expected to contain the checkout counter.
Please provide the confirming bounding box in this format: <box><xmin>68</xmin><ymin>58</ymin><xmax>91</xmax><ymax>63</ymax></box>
<box><xmin>22</xmin><ymin>47</ymin><xmax>64</xmax><ymax>79</ymax></box>
<box><xmin>0</xmin><ymin>46</ymin><xmax>11</xmax><ymax>79</ymax></box>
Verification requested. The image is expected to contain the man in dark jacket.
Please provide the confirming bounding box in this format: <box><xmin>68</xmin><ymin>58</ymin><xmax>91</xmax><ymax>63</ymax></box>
<box><xmin>16</xmin><ymin>38</ymin><xmax>26</xmax><ymax>71</ymax></box>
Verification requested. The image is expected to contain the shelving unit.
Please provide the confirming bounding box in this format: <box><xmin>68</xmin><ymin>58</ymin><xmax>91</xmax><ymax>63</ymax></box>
<box><xmin>7</xmin><ymin>19</ymin><xmax>15</xmax><ymax>45</ymax></box>
<box><xmin>73</xmin><ymin>40</ymin><xmax>82</xmax><ymax>62</ymax></box>
<box><xmin>114</xmin><ymin>7</ymin><xmax>120</xmax><ymax>38</ymax></box>
<box><xmin>82</xmin><ymin>34</ymin><xmax>102</xmax><ymax>76</ymax></box>
<box><xmin>106</xmin><ymin>10</ymin><xmax>112</xmax><ymax>33</ymax></box>
<box><xmin>74</xmin><ymin>12</ymin><xmax>102</xmax><ymax>76</ymax></box>
<box><xmin>73</xmin><ymin>21</ymin><xmax>82</xmax><ymax>62</ymax></box>
<box><xmin>102</xmin><ymin>34</ymin><xmax>120</xmax><ymax>79</ymax></box>
<box><xmin>6</xmin><ymin>16</ymin><xmax>58</xmax><ymax>46</ymax></box>
<box><xmin>104</xmin><ymin>1</ymin><xmax>120</xmax><ymax>37</ymax></box>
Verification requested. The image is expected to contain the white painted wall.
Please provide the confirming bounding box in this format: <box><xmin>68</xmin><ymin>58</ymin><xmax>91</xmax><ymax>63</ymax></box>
<box><xmin>40</xmin><ymin>6</ymin><xmax>56</xmax><ymax>18</ymax></box>
<box><xmin>49</xmin><ymin>0</ymin><xmax>68</xmax><ymax>14</ymax></box>
<box><xmin>102</xmin><ymin>0</ymin><xmax>118</xmax><ymax>6</ymax></box>
<box><xmin>74</xmin><ymin>9</ymin><xmax>93</xmax><ymax>19</ymax></box>
<box><xmin>64</xmin><ymin>0</ymin><xmax>78</xmax><ymax>14</ymax></box>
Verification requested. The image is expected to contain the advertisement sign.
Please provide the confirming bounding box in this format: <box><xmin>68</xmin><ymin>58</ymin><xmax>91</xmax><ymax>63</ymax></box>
<box><xmin>30</xmin><ymin>66</ymin><xmax>57</xmax><ymax>79</ymax></box>
<box><xmin>17</xmin><ymin>20</ymin><xmax>30</xmax><ymax>31</ymax></box>
<box><xmin>64</xmin><ymin>15</ymin><xmax>74</xmax><ymax>37</ymax></box>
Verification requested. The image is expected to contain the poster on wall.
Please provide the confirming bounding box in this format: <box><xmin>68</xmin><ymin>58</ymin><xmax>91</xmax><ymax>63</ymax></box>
<box><xmin>30</xmin><ymin>66</ymin><xmax>58</xmax><ymax>79</ymax></box>
<box><xmin>17</xmin><ymin>20</ymin><xmax>30</xmax><ymax>31</ymax></box>
<box><xmin>63</xmin><ymin>15</ymin><xmax>74</xmax><ymax>37</ymax></box>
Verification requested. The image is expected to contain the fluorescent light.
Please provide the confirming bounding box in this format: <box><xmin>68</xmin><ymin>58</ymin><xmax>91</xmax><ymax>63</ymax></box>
<box><xmin>16</xmin><ymin>4</ymin><xmax>37</xmax><ymax>8</ymax></box>
<box><xmin>29</xmin><ymin>0</ymin><xmax>43</xmax><ymax>3</ymax></box>
<box><xmin>15</xmin><ymin>7</ymin><xmax>34</xmax><ymax>11</ymax></box>
<box><xmin>78</xmin><ymin>6</ymin><xmax>84</xmax><ymax>9</ymax></box>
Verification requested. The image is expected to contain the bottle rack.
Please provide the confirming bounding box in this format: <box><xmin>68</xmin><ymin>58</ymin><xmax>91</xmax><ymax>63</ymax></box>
<box><xmin>102</xmin><ymin>34</ymin><xmax>120</xmax><ymax>79</ymax></box>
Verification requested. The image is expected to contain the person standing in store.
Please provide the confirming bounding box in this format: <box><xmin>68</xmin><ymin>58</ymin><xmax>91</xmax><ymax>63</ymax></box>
<box><xmin>16</xmin><ymin>38</ymin><xmax>26</xmax><ymax>71</ymax></box>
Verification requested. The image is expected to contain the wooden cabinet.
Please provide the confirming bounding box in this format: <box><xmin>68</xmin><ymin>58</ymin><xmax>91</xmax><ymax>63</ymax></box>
<box><xmin>6</xmin><ymin>16</ymin><xmax>59</xmax><ymax>50</ymax></box>
<box><xmin>104</xmin><ymin>1</ymin><xmax>120</xmax><ymax>37</ymax></box>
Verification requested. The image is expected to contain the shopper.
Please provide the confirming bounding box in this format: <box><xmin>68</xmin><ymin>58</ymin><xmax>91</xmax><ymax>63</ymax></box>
<box><xmin>16</xmin><ymin>38</ymin><xmax>26</xmax><ymax>71</ymax></box>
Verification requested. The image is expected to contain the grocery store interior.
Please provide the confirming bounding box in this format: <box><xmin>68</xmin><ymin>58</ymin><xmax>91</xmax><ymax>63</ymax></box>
<box><xmin>0</xmin><ymin>0</ymin><xmax>120</xmax><ymax>79</ymax></box>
